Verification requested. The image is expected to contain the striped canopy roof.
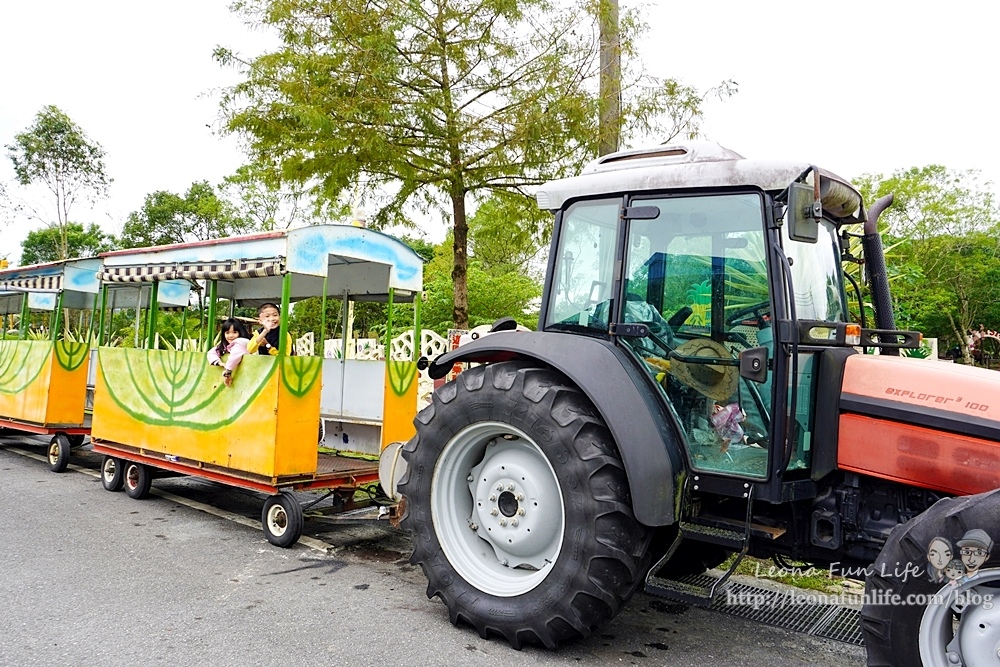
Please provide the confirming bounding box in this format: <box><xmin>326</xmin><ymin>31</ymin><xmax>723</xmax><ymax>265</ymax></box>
<box><xmin>100</xmin><ymin>258</ymin><xmax>284</xmax><ymax>283</ymax></box>
<box><xmin>0</xmin><ymin>274</ymin><xmax>63</xmax><ymax>292</ymax></box>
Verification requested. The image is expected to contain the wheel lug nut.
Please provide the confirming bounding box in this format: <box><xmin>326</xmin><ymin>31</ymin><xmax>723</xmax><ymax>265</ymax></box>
<box><xmin>496</xmin><ymin>484</ymin><xmax>504</xmax><ymax>492</ymax></box>
<box><xmin>517</xmin><ymin>508</ymin><xmax>525</xmax><ymax>516</ymax></box>
<box><xmin>499</xmin><ymin>519</ymin><xmax>507</xmax><ymax>526</ymax></box>
<box><xmin>490</xmin><ymin>509</ymin><xmax>499</xmax><ymax>516</ymax></box>
<box><xmin>511</xmin><ymin>519</ymin><xmax>518</xmax><ymax>527</ymax></box>
<box><xmin>506</xmin><ymin>484</ymin><xmax>515</xmax><ymax>491</ymax></box>
<box><xmin>489</xmin><ymin>494</ymin><xmax>496</xmax><ymax>501</ymax></box>
<box><xmin>516</xmin><ymin>493</ymin><xmax>523</xmax><ymax>501</ymax></box>
<box><xmin>467</xmin><ymin>474</ymin><xmax>474</xmax><ymax>482</ymax></box>
<box><xmin>469</xmin><ymin>523</ymin><xmax>478</xmax><ymax>531</ymax></box>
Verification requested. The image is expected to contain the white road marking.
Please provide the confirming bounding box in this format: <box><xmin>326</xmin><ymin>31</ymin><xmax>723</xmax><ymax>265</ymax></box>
<box><xmin>5</xmin><ymin>446</ymin><xmax>335</xmax><ymax>552</ymax></box>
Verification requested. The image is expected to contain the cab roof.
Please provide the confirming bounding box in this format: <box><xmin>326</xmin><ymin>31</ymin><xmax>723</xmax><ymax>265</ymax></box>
<box><xmin>536</xmin><ymin>141</ymin><xmax>863</xmax><ymax>220</ymax></box>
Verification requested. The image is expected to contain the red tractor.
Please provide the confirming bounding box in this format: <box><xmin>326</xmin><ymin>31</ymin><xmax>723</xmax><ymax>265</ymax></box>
<box><xmin>390</xmin><ymin>142</ymin><xmax>1000</xmax><ymax>666</ymax></box>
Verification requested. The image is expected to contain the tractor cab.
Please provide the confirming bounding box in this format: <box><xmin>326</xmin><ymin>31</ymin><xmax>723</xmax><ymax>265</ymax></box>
<box><xmin>536</xmin><ymin>142</ymin><xmax>880</xmax><ymax>499</ymax></box>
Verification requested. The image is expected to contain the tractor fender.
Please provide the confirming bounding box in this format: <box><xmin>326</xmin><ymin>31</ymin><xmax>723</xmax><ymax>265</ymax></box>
<box><xmin>427</xmin><ymin>331</ymin><xmax>683</xmax><ymax>526</ymax></box>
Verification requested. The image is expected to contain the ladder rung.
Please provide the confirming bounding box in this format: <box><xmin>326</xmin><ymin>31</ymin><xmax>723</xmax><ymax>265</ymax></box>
<box><xmin>646</xmin><ymin>573</ymin><xmax>726</xmax><ymax>606</ymax></box>
<box><xmin>679</xmin><ymin>521</ymin><xmax>745</xmax><ymax>548</ymax></box>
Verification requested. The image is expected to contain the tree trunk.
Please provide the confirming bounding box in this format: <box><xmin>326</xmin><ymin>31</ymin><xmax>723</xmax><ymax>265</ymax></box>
<box><xmin>451</xmin><ymin>194</ymin><xmax>469</xmax><ymax>330</ymax></box>
<box><xmin>597</xmin><ymin>0</ymin><xmax>621</xmax><ymax>157</ymax></box>
<box><xmin>57</xmin><ymin>181</ymin><xmax>70</xmax><ymax>260</ymax></box>
<box><xmin>946</xmin><ymin>312</ymin><xmax>974</xmax><ymax>365</ymax></box>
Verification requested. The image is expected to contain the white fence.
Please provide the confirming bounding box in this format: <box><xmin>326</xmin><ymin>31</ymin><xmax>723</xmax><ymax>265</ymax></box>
<box><xmin>321</xmin><ymin>330</ymin><xmax>448</xmax><ymax>362</ymax></box>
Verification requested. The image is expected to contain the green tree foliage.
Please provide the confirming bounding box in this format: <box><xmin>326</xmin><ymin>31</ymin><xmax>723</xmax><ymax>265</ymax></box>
<box><xmin>216</xmin><ymin>0</ymin><xmax>734</xmax><ymax>330</ymax></box>
<box><xmin>221</xmin><ymin>164</ymin><xmax>316</xmax><ymax>232</ymax></box>
<box><xmin>0</xmin><ymin>182</ymin><xmax>16</xmax><ymax>262</ymax></box>
<box><xmin>20</xmin><ymin>222</ymin><xmax>116</xmax><ymax>265</ymax></box>
<box><xmin>121</xmin><ymin>191</ymin><xmax>185</xmax><ymax>247</ymax></box>
<box><xmin>216</xmin><ymin>0</ymin><xmax>614</xmax><ymax>330</ymax></box>
<box><xmin>855</xmin><ymin>165</ymin><xmax>996</xmax><ymax>240</ymax></box>
<box><xmin>421</xmin><ymin>234</ymin><xmax>541</xmax><ymax>333</ymax></box>
<box><xmin>289</xmin><ymin>235</ymin><xmax>434</xmax><ymax>345</ymax></box>
<box><xmin>121</xmin><ymin>181</ymin><xmax>245</xmax><ymax>248</ymax></box>
<box><xmin>0</xmin><ymin>181</ymin><xmax>11</xmax><ymax>226</ymax></box>
<box><xmin>5</xmin><ymin>105</ymin><xmax>111</xmax><ymax>260</ymax></box>
<box><xmin>289</xmin><ymin>297</ymin><xmax>390</xmax><ymax>343</ymax></box>
<box><xmin>468</xmin><ymin>192</ymin><xmax>548</xmax><ymax>277</ymax></box>
<box><xmin>624</xmin><ymin>77</ymin><xmax>738</xmax><ymax>145</ymax></box>
<box><xmin>288</xmin><ymin>231</ymin><xmax>538</xmax><ymax>345</ymax></box>
<box><xmin>855</xmin><ymin>166</ymin><xmax>1000</xmax><ymax>362</ymax></box>
<box><xmin>108</xmin><ymin>310</ymin><xmax>207</xmax><ymax>351</ymax></box>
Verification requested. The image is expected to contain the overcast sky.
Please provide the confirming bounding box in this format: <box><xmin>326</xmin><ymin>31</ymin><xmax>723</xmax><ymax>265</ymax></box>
<box><xmin>1</xmin><ymin>0</ymin><xmax>997</xmax><ymax>265</ymax></box>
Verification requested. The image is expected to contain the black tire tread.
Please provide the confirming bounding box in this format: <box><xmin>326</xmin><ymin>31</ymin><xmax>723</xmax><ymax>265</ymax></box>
<box><xmin>48</xmin><ymin>434</ymin><xmax>70</xmax><ymax>473</ymax></box>
<box><xmin>399</xmin><ymin>362</ymin><xmax>649</xmax><ymax>649</ymax></box>
<box><xmin>123</xmin><ymin>462</ymin><xmax>152</xmax><ymax>499</ymax></box>
<box><xmin>861</xmin><ymin>488</ymin><xmax>1000</xmax><ymax>666</ymax></box>
<box><xmin>261</xmin><ymin>493</ymin><xmax>303</xmax><ymax>548</ymax></box>
<box><xmin>101</xmin><ymin>456</ymin><xmax>125</xmax><ymax>492</ymax></box>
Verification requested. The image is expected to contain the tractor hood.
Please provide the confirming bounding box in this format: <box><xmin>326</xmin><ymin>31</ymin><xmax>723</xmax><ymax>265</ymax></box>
<box><xmin>836</xmin><ymin>354</ymin><xmax>1000</xmax><ymax>495</ymax></box>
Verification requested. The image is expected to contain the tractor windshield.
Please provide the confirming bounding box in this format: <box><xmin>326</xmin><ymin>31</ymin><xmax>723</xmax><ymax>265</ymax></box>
<box><xmin>781</xmin><ymin>218</ymin><xmax>848</xmax><ymax>322</ymax></box>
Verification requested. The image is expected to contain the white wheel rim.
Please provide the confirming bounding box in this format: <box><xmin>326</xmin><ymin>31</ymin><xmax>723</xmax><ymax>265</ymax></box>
<box><xmin>125</xmin><ymin>465</ymin><xmax>139</xmax><ymax>490</ymax></box>
<box><xmin>919</xmin><ymin>570</ymin><xmax>1000</xmax><ymax>666</ymax></box>
<box><xmin>431</xmin><ymin>421</ymin><xmax>565</xmax><ymax>597</ymax></box>
<box><xmin>267</xmin><ymin>504</ymin><xmax>288</xmax><ymax>537</ymax></box>
<box><xmin>103</xmin><ymin>459</ymin><xmax>117</xmax><ymax>482</ymax></box>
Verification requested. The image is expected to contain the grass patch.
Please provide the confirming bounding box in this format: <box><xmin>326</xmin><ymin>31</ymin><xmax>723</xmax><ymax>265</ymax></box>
<box><xmin>720</xmin><ymin>554</ymin><xmax>850</xmax><ymax>594</ymax></box>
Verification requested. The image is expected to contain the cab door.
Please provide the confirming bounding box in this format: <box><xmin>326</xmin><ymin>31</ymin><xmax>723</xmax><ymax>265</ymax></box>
<box><xmin>617</xmin><ymin>192</ymin><xmax>774</xmax><ymax>480</ymax></box>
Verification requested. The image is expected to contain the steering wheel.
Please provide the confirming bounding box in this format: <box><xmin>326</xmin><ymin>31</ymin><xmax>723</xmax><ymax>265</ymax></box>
<box><xmin>726</xmin><ymin>302</ymin><xmax>771</xmax><ymax>327</ymax></box>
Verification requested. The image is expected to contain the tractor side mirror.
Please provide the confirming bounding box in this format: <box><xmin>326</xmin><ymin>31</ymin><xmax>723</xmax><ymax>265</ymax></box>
<box><xmin>739</xmin><ymin>346</ymin><xmax>769</xmax><ymax>383</ymax></box>
<box><xmin>786</xmin><ymin>181</ymin><xmax>820</xmax><ymax>243</ymax></box>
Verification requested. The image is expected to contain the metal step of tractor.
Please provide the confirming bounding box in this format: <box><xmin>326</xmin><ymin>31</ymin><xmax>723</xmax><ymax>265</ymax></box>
<box><xmin>646</xmin><ymin>570</ymin><xmax>729</xmax><ymax>607</ymax></box>
<box><xmin>679</xmin><ymin>520</ymin><xmax>746</xmax><ymax>549</ymax></box>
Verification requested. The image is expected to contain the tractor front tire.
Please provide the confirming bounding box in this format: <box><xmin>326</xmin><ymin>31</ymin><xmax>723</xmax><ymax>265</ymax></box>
<box><xmin>861</xmin><ymin>489</ymin><xmax>1000</xmax><ymax>666</ymax></box>
<box><xmin>399</xmin><ymin>362</ymin><xmax>650</xmax><ymax>649</ymax></box>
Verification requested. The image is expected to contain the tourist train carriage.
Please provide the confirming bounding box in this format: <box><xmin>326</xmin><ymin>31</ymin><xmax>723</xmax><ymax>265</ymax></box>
<box><xmin>0</xmin><ymin>257</ymin><xmax>102</xmax><ymax>471</ymax></box>
<box><xmin>89</xmin><ymin>225</ymin><xmax>424</xmax><ymax>546</ymax></box>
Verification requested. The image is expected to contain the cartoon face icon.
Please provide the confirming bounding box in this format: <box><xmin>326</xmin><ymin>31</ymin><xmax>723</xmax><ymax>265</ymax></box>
<box><xmin>960</xmin><ymin>546</ymin><xmax>990</xmax><ymax>572</ymax></box>
<box><xmin>957</xmin><ymin>529</ymin><xmax>994</xmax><ymax>575</ymax></box>
<box><xmin>927</xmin><ymin>537</ymin><xmax>953</xmax><ymax>572</ymax></box>
<box><xmin>944</xmin><ymin>559</ymin><xmax>965</xmax><ymax>583</ymax></box>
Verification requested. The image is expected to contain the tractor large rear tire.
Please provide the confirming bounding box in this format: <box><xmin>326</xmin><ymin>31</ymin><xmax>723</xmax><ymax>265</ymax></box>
<box><xmin>399</xmin><ymin>362</ymin><xmax>650</xmax><ymax>649</ymax></box>
<box><xmin>861</xmin><ymin>489</ymin><xmax>1000</xmax><ymax>666</ymax></box>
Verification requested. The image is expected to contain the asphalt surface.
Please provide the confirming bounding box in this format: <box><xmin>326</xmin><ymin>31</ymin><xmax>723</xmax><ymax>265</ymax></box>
<box><xmin>0</xmin><ymin>436</ymin><xmax>865</xmax><ymax>666</ymax></box>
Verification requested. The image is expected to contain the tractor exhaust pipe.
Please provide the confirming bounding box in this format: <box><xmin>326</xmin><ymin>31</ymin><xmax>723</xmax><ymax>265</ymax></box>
<box><xmin>862</xmin><ymin>194</ymin><xmax>899</xmax><ymax>355</ymax></box>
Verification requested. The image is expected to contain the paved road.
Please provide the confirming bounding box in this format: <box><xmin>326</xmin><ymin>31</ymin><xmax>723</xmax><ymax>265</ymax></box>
<box><xmin>0</xmin><ymin>437</ymin><xmax>865</xmax><ymax>666</ymax></box>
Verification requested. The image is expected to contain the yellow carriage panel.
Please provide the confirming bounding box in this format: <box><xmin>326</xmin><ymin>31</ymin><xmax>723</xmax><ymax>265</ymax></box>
<box><xmin>93</xmin><ymin>349</ymin><xmax>322</xmax><ymax>478</ymax></box>
<box><xmin>273</xmin><ymin>355</ymin><xmax>324</xmax><ymax>476</ymax></box>
<box><xmin>0</xmin><ymin>340</ymin><xmax>89</xmax><ymax>426</ymax></box>
<box><xmin>382</xmin><ymin>360</ymin><xmax>418</xmax><ymax>449</ymax></box>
